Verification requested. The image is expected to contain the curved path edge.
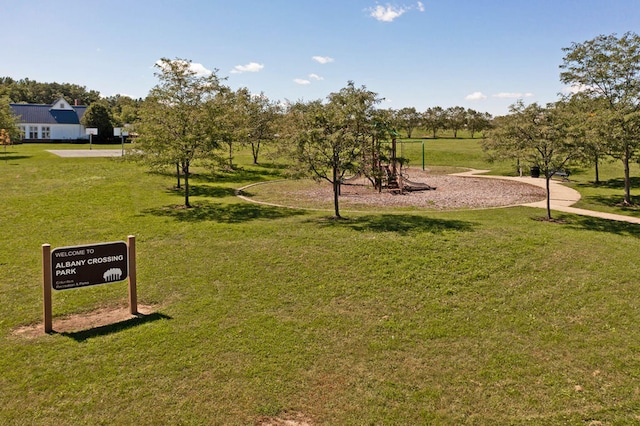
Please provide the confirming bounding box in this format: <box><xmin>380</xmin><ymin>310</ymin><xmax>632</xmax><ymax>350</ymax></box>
<box><xmin>454</xmin><ymin>169</ymin><xmax>640</xmax><ymax>224</ymax></box>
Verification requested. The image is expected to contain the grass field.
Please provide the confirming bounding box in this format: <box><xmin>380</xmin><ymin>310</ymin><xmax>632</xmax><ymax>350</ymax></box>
<box><xmin>1</xmin><ymin>141</ymin><xmax>640</xmax><ymax>425</ymax></box>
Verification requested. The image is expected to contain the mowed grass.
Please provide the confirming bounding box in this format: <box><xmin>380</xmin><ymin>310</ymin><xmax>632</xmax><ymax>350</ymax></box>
<box><xmin>2</xmin><ymin>143</ymin><xmax>640</xmax><ymax>424</ymax></box>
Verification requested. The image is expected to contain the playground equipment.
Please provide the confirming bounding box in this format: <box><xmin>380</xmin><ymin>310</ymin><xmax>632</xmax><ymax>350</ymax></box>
<box><xmin>382</xmin><ymin>136</ymin><xmax>435</xmax><ymax>193</ymax></box>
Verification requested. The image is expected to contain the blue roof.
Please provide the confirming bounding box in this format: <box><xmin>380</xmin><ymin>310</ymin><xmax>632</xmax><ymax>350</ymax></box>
<box><xmin>10</xmin><ymin>103</ymin><xmax>87</xmax><ymax>125</ymax></box>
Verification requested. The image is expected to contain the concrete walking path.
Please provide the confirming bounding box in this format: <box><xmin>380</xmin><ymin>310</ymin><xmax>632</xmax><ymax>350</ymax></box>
<box><xmin>48</xmin><ymin>149</ymin><xmax>123</xmax><ymax>157</ymax></box>
<box><xmin>453</xmin><ymin>170</ymin><xmax>640</xmax><ymax>225</ymax></box>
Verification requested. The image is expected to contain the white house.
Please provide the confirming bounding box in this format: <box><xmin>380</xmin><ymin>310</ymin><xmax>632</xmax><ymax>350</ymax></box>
<box><xmin>10</xmin><ymin>97</ymin><xmax>89</xmax><ymax>142</ymax></box>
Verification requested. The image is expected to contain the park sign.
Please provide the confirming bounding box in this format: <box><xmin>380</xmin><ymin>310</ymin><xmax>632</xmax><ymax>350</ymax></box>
<box><xmin>42</xmin><ymin>236</ymin><xmax>138</xmax><ymax>333</ymax></box>
<box><xmin>51</xmin><ymin>241</ymin><xmax>128</xmax><ymax>290</ymax></box>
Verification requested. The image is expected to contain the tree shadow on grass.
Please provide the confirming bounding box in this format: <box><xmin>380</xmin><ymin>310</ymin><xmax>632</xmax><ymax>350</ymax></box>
<box><xmin>0</xmin><ymin>154</ymin><xmax>32</xmax><ymax>162</ymax></box>
<box><xmin>576</xmin><ymin>176</ymin><xmax>640</xmax><ymax>190</ymax></box>
<box><xmin>144</xmin><ymin>200</ymin><xmax>306</xmax><ymax>223</ymax></box>
<box><xmin>60</xmin><ymin>312</ymin><xmax>172</xmax><ymax>342</ymax></box>
<box><xmin>316</xmin><ymin>214</ymin><xmax>477</xmax><ymax>235</ymax></box>
<box><xmin>560</xmin><ymin>214</ymin><xmax>640</xmax><ymax>238</ymax></box>
<box><xmin>184</xmin><ymin>185</ymin><xmax>237</xmax><ymax>198</ymax></box>
<box><xmin>197</xmin><ymin>167</ymin><xmax>286</xmax><ymax>184</ymax></box>
<box><xmin>577</xmin><ymin>195</ymin><xmax>640</xmax><ymax>217</ymax></box>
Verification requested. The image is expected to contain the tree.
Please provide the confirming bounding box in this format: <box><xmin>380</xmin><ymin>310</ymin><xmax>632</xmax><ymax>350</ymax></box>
<box><xmin>466</xmin><ymin>109</ymin><xmax>492</xmax><ymax>139</ymax></box>
<box><xmin>422</xmin><ymin>106</ymin><xmax>445</xmax><ymax>138</ymax></box>
<box><xmin>559</xmin><ymin>94</ymin><xmax>611</xmax><ymax>184</ymax></box>
<box><xmin>136</xmin><ymin>58</ymin><xmax>227</xmax><ymax>207</ymax></box>
<box><xmin>0</xmin><ymin>96</ymin><xmax>19</xmax><ymax>140</ymax></box>
<box><xmin>284</xmin><ymin>81</ymin><xmax>381</xmax><ymax>218</ymax></box>
<box><xmin>560</xmin><ymin>32</ymin><xmax>640</xmax><ymax>205</ymax></box>
<box><xmin>81</xmin><ymin>101</ymin><xmax>113</xmax><ymax>141</ymax></box>
<box><xmin>396</xmin><ymin>107</ymin><xmax>421</xmax><ymax>138</ymax></box>
<box><xmin>216</xmin><ymin>87</ymin><xmax>244</xmax><ymax>170</ymax></box>
<box><xmin>484</xmin><ymin>101</ymin><xmax>577</xmax><ymax>220</ymax></box>
<box><xmin>445</xmin><ymin>106</ymin><xmax>467</xmax><ymax>138</ymax></box>
<box><xmin>245</xmin><ymin>92</ymin><xmax>282</xmax><ymax>165</ymax></box>
<box><xmin>105</xmin><ymin>94</ymin><xmax>141</xmax><ymax>126</ymax></box>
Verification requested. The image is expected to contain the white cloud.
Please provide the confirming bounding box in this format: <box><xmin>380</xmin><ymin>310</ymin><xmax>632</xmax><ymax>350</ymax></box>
<box><xmin>309</xmin><ymin>73</ymin><xmax>324</xmax><ymax>81</ymax></box>
<box><xmin>369</xmin><ymin>4</ymin><xmax>406</xmax><ymax>22</ymax></box>
<box><xmin>155</xmin><ymin>59</ymin><xmax>212</xmax><ymax>76</ymax></box>
<box><xmin>561</xmin><ymin>84</ymin><xmax>592</xmax><ymax>95</ymax></box>
<box><xmin>465</xmin><ymin>91</ymin><xmax>487</xmax><ymax>101</ymax></box>
<box><xmin>492</xmin><ymin>92</ymin><xmax>534</xmax><ymax>99</ymax></box>
<box><xmin>294</xmin><ymin>78</ymin><xmax>311</xmax><ymax>85</ymax></box>
<box><xmin>312</xmin><ymin>56</ymin><xmax>334</xmax><ymax>64</ymax></box>
<box><xmin>189</xmin><ymin>62</ymin><xmax>213</xmax><ymax>76</ymax></box>
<box><xmin>368</xmin><ymin>2</ymin><xmax>425</xmax><ymax>22</ymax></box>
<box><xmin>230</xmin><ymin>62</ymin><xmax>264</xmax><ymax>74</ymax></box>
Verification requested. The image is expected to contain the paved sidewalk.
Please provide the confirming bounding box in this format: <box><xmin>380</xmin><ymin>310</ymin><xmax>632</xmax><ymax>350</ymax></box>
<box><xmin>453</xmin><ymin>170</ymin><xmax>640</xmax><ymax>225</ymax></box>
<box><xmin>48</xmin><ymin>149</ymin><xmax>123</xmax><ymax>157</ymax></box>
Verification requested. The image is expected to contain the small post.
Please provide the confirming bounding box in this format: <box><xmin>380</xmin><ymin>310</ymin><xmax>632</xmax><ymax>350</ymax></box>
<box><xmin>127</xmin><ymin>235</ymin><xmax>138</xmax><ymax>315</ymax></box>
<box><xmin>42</xmin><ymin>244</ymin><xmax>52</xmax><ymax>333</ymax></box>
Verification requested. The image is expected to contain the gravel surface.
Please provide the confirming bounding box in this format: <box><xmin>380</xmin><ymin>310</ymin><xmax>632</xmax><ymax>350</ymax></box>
<box><xmin>291</xmin><ymin>168</ymin><xmax>546</xmax><ymax>210</ymax></box>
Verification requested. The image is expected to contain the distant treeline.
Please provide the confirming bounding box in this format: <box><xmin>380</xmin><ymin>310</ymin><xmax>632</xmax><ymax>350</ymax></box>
<box><xmin>0</xmin><ymin>77</ymin><xmax>104</xmax><ymax>105</ymax></box>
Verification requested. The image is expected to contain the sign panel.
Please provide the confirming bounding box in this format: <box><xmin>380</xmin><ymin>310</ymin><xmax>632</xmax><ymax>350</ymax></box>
<box><xmin>85</xmin><ymin>128</ymin><xmax>98</xmax><ymax>135</ymax></box>
<box><xmin>51</xmin><ymin>241</ymin><xmax>128</xmax><ymax>290</ymax></box>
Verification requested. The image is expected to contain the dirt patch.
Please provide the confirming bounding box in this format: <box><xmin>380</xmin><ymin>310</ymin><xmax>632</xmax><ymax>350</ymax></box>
<box><xmin>11</xmin><ymin>304</ymin><xmax>158</xmax><ymax>338</ymax></box>
<box><xmin>255</xmin><ymin>412</ymin><xmax>313</xmax><ymax>426</ymax></box>
<box><xmin>280</xmin><ymin>169</ymin><xmax>546</xmax><ymax>211</ymax></box>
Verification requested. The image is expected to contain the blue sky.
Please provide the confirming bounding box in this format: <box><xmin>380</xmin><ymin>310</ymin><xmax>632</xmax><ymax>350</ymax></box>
<box><xmin>1</xmin><ymin>0</ymin><xmax>638</xmax><ymax>115</ymax></box>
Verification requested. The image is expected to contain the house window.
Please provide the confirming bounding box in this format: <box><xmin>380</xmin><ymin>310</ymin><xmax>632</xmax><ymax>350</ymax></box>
<box><xmin>42</xmin><ymin>126</ymin><xmax>50</xmax><ymax>139</ymax></box>
<box><xmin>19</xmin><ymin>126</ymin><xmax>26</xmax><ymax>139</ymax></box>
<box><xmin>29</xmin><ymin>126</ymin><xmax>38</xmax><ymax>139</ymax></box>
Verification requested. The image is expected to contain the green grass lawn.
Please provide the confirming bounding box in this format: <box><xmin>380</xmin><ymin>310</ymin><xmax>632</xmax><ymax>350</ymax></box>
<box><xmin>2</xmin><ymin>143</ymin><xmax>640</xmax><ymax>424</ymax></box>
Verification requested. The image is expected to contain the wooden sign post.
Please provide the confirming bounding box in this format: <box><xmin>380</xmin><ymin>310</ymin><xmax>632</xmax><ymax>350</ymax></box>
<box><xmin>42</xmin><ymin>244</ymin><xmax>52</xmax><ymax>333</ymax></box>
<box><xmin>127</xmin><ymin>235</ymin><xmax>138</xmax><ymax>315</ymax></box>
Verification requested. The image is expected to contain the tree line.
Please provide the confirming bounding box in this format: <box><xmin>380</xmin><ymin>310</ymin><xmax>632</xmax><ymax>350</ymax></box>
<box><xmin>0</xmin><ymin>76</ymin><xmax>491</xmax><ymax>142</ymax></box>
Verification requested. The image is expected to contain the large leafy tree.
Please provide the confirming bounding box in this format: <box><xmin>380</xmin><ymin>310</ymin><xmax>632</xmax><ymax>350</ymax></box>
<box><xmin>284</xmin><ymin>81</ymin><xmax>381</xmax><ymax>218</ymax></box>
<box><xmin>445</xmin><ymin>106</ymin><xmax>467</xmax><ymax>139</ymax></box>
<box><xmin>466</xmin><ymin>109</ymin><xmax>492</xmax><ymax>139</ymax></box>
<box><xmin>422</xmin><ymin>106</ymin><xmax>446</xmax><ymax>138</ymax></box>
<box><xmin>560</xmin><ymin>32</ymin><xmax>640</xmax><ymax>205</ymax></box>
<box><xmin>136</xmin><ymin>58</ymin><xmax>227</xmax><ymax>207</ymax></box>
<box><xmin>215</xmin><ymin>87</ymin><xmax>243</xmax><ymax>170</ymax></box>
<box><xmin>484</xmin><ymin>101</ymin><xmax>577</xmax><ymax>220</ymax></box>
<box><xmin>559</xmin><ymin>94</ymin><xmax>611</xmax><ymax>184</ymax></box>
<box><xmin>396</xmin><ymin>107</ymin><xmax>421</xmax><ymax>138</ymax></box>
<box><xmin>245</xmin><ymin>92</ymin><xmax>282</xmax><ymax>165</ymax></box>
<box><xmin>104</xmin><ymin>94</ymin><xmax>141</xmax><ymax>126</ymax></box>
<box><xmin>81</xmin><ymin>101</ymin><xmax>113</xmax><ymax>141</ymax></box>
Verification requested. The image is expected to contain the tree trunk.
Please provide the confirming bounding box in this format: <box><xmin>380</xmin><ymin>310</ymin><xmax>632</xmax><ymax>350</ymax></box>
<box><xmin>251</xmin><ymin>141</ymin><xmax>260</xmax><ymax>164</ymax></box>
<box><xmin>332</xmin><ymin>165</ymin><xmax>341</xmax><ymax>218</ymax></box>
<box><xmin>545</xmin><ymin>175</ymin><xmax>552</xmax><ymax>220</ymax></box>
<box><xmin>594</xmin><ymin>153</ymin><xmax>600</xmax><ymax>184</ymax></box>
<box><xmin>176</xmin><ymin>162</ymin><xmax>181</xmax><ymax>189</ymax></box>
<box><xmin>623</xmin><ymin>148</ymin><xmax>632</xmax><ymax>205</ymax></box>
<box><xmin>183</xmin><ymin>161</ymin><xmax>191</xmax><ymax>208</ymax></box>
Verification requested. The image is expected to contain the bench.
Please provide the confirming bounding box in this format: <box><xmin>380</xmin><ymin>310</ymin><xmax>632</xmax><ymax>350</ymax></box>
<box><xmin>551</xmin><ymin>169</ymin><xmax>570</xmax><ymax>181</ymax></box>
